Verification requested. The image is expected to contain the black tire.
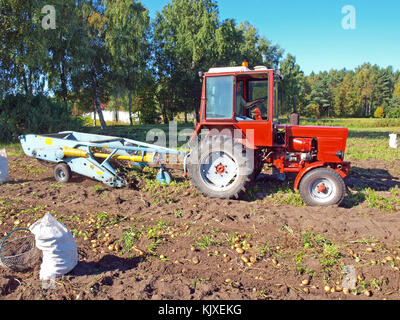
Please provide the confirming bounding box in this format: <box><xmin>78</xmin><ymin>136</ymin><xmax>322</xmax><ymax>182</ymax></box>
<box><xmin>250</xmin><ymin>150</ymin><xmax>263</xmax><ymax>181</ymax></box>
<box><xmin>188</xmin><ymin>135</ymin><xmax>254</xmax><ymax>199</ymax></box>
<box><xmin>54</xmin><ymin>163</ymin><xmax>72</xmax><ymax>183</ymax></box>
<box><xmin>299</xmin><ymin>167</ymin><xmax>346</xmax><ymax>207</ymax></box>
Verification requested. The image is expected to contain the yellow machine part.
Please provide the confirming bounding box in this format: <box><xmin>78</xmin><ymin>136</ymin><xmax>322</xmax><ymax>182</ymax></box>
<box><xmin>93</xmin><ymin>153</ymin><xmax>153</xmax><ymax>163</ymax></box>
<box><xmin>62</xmin><ymin>147</ymin><xmax>89</xmax><ymax>158</ymax></box>
<box><xmin>62</xmin><ymin>147</ymin><xmax>153</xmax><ymax>163</ymax></box>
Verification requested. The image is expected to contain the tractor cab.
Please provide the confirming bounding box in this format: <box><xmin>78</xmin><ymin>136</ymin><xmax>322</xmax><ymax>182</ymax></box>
<box><xmin>197</xmin><ymin>63</ymin><xmax>283</xmax><ymax>148</ymax></box>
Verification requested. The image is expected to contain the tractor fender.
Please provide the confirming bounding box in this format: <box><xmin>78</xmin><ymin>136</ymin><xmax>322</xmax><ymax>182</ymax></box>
<box><xmin>293</xmin><ymin>161</ymin><xmax>325</xmax><ymax>190</ymax></box>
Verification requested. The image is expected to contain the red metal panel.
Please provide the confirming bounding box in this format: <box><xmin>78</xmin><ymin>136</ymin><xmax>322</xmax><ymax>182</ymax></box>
<box><xmin>203</xmin><ymin>75</ymin><xmax>235</xmax><ymax>121</ymax></box>
<box><xmin>287</xmin><ymin>125</ymin><xmax>348</xmax><ymax>162</ymax></box>
<box><xmin>293</xmin><ymin>161</ymin><xmax>325</xmax><ymax>190</ymax></box>
<box><xmin>234</xmin><ymin>121</ymin><xmax>272</xmax><ymax>148</ymax></box>
<box><xmin>289</xmin><ymin>137</ymin><xmax>313</xmax><ymax>152</ymax></box>
<box><xmin>293</xmin><ymin>161</ymin><xmax>351</xmax><ymax>190</ymax></box>
<box><xmin>200</xmin><ymin>77</ymin><xmax>206</xmax><ymax>121</ymax></box>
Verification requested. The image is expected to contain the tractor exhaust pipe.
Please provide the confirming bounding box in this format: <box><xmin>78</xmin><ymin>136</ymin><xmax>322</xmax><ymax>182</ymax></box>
<box><xmin>290</xmin><ymin>96</ymin><xmax>300</xmax><ymax>126</ymax></box>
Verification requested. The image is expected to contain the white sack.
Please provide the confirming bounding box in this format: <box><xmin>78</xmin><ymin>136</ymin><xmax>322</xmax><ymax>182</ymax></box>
<box><xmin>29</xmin><ymin>213</ymin><xmax>78</xmax><ymax>280</ymax></box>
<box><xmin>389</xmin><ymin>134</ymin><xmax>398</xmax><ymax>149</ymax></box>
<box><xmin>0</xmin><ymin>149</ymin><xmax>9</xmax><ymax>184</ymax></box>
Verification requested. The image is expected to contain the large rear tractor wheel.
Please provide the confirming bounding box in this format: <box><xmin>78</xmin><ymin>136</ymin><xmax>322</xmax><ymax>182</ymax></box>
<box><xmin>299</xmin><ymin>167</ymin><xmax>345</xmax><ymax>206</ymax></box>
<box><xmin>188</xmin><ymin>135</ymin><xmax>254</xmax><ymax>199</ymax></box>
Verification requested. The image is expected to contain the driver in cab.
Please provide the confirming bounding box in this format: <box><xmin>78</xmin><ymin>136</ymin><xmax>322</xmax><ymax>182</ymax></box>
<box><xmin>235</xmin><ymin>82</ymin><xmax>264</xmax><ymax>120</ymax></box>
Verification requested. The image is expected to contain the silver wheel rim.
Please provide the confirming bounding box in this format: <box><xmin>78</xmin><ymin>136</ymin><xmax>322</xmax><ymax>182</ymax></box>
<box><xmin>56</xmin><ymin>168</ymin><xmax>66</xmax><ymax>180</ymax></box>
<box><xmin>309</xmin><ymin>178</ymin><xmax>336</xmax><ymax>204</ymax></box>
<box><xmin>199</xmin><ymin>151</ymin><xmax>239</xmax><ymax>192</ymax></box>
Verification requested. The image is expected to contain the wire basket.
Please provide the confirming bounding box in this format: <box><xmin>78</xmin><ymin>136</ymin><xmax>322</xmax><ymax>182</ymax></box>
<box><xmin>0</xmin><ymin>228</ymin><xmax>41</xmax><ymax>271</ymax></box>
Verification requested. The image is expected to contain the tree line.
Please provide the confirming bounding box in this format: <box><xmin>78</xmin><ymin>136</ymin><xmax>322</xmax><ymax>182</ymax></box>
<box><xmin>281</xmin><ymin>58</ymin><xmax>400</xmax><ymax>119</ymax></box>
<box><xmin>1</xmin><ymin>0</ymin><xmax>399</xmax><ymax>133</ymax></box>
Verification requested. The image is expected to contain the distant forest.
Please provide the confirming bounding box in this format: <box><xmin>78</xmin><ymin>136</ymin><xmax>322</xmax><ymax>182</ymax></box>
<box><xmin>1</xmin><ymin>0</ymin><xmax>399</xmax><ymax>130</ymax></box>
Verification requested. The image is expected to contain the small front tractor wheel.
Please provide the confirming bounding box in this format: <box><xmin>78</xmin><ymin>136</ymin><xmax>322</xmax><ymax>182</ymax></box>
<box><xmin>188</xmin><ymin>135</ymin><xmax>253</xmax><ymax>199</ymax></box>
<box><xmin>299</xmin><ymin>167</ymin><xmax>345</xmax><ymax>207</ymax></box>
<box><xmin>54</xmin><ymin>163</ymin><xmax>72</xmax><ymax>183</ymax></box>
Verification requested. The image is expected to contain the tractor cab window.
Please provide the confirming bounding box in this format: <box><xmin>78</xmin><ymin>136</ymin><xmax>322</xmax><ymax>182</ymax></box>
<box><xmin>206</xmin><ymin>76</ymin><xmax>233</xmax><ymax>119</ymax></box>
<box><xmin>273</xmin><ymin>77</ymin><xmax>282</xmax><ymax>122</ymax></box>
<box><xmin>236</xmin><ymin>77</ymin><xmax>269</xmax><ymax>121</ymax></box>
<box><xmin>235</xmin><ymin>80</ymin><xmax>245</xmax><ymax>116</ymax></box>
<box><xmin>248</xmin><ymin>80</ymin><xmax>268</xmax><ymax>120</ymax></box>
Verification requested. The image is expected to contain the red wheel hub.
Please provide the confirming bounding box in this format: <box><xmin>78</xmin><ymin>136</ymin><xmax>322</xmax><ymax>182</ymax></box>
<box><xmin>317</xmin><ymin>183</ymin><xmax>327</xmax><ymax>193</ymax></box>
<box><xmin>216</xmin><ymin>163</ymin><xmax>226</xmax><ymax>175</ymax></box>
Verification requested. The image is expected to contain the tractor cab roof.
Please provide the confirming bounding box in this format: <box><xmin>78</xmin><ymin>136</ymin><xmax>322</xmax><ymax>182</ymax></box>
<box><xmin>207</xmin><ymin>65</ymin><xmax>272</xmax><ymax>75</ymax></box>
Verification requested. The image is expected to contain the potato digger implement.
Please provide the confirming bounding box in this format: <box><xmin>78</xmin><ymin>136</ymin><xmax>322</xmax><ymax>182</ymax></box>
<box><xmin>19</xmin><ymin>63</ymin><xmax>351</xmax><ymax>207</ymax></box>
<box><xmin>19</xmin><ymin>131</ymin><xmax>182</xmax><ymax>187</ymax></box>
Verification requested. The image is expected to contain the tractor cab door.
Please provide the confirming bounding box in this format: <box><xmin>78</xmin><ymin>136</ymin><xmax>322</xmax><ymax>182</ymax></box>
<box><xmin>234</xmin><ymin>71</ymin><xmax>273</xmax><ymax>147</ymax></box>
<box><xmin>272</xmin><ymin>74</ymin><xmax>286</xmax><ymax>146</ymax></box>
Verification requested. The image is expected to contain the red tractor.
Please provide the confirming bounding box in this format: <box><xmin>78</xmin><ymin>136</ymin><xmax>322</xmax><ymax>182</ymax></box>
<box><xmin>187</xmin><ymin>63</ymin><xmax>350</xmax><ymax>206</ymax></box>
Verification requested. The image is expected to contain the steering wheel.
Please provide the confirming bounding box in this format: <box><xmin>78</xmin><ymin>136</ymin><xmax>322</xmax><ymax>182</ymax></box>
<box><xmin>244</xmin><ymin>98</ymin><xmax>265</xmax><ymax>109</ymax></box>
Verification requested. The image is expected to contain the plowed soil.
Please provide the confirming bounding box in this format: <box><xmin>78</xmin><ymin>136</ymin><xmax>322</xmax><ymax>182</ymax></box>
<box><xmin>0</xmin><ymin>154</ymin><xmax>400</xmax><ymax>300</ymax></box>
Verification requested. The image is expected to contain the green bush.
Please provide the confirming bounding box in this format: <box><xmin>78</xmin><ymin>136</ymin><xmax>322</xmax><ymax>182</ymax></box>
<box><xmin>386</xmin><ymin>97</ymin><xmax>400</xmax><ymax>118</ymax></box>
<box><xmin>303</xmin><ymin>103</ymin><xmax>320</xmax><ymax>118</ymax></box>
<box><xmin>136</xmin><ymin>101</ymin><xmax>161</xmax><ymax>125</ymax></box>
<box><xmin>0</xmin><ymin>94</ymin><xmax>83</xmax><ymax>142</ymax></box>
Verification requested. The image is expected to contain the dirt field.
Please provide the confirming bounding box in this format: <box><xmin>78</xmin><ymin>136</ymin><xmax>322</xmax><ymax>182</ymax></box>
<box><xmin>0</xmin><ymin>153</ymin><xmax>400</xmax><ymax>300</ymax></box>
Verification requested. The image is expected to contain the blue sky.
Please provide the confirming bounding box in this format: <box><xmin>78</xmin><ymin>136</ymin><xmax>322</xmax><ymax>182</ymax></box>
<box><xmin>142</xmin><ymin>0</ymin><xmax>400</xmax><ymax>75</ymax></box>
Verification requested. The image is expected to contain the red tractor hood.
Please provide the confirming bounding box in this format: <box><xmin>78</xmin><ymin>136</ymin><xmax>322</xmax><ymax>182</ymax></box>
<box><xmin>284</xmin><ymin>125</ymin><xmax>349</xmax><ymax>163</ymax></box>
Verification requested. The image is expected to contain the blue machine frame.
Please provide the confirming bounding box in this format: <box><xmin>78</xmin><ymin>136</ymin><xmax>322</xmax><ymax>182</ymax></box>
<box><xmin>19</xmin><ymin>131</ymin><xmax>186</xmax><ymax>187</ymax></box>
